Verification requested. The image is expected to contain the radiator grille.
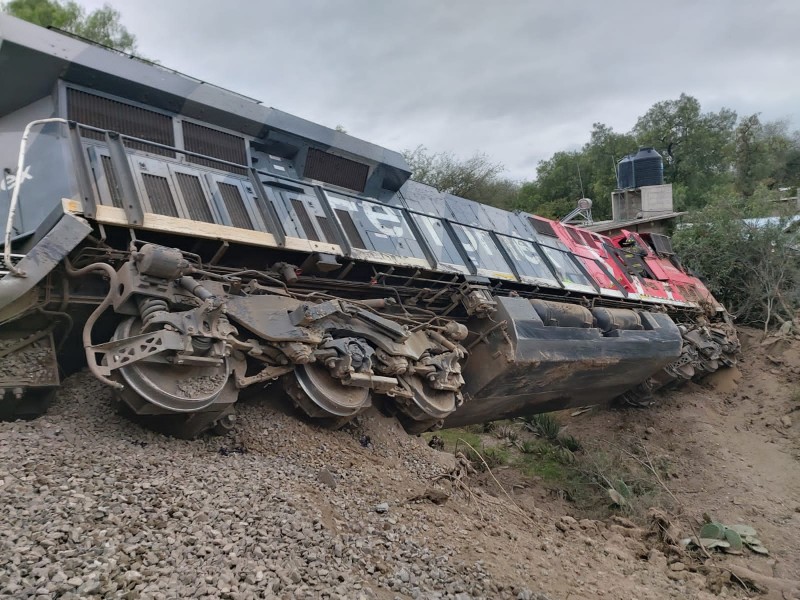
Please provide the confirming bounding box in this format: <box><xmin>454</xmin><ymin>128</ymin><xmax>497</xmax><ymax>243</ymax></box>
<box><xmin>649</xmin><ymin>233</ymin><xmax>675</xmax><ymax>255</ymax></box>
<box><xmin>581</xmin><ymin>230</ymin><xmax>597</xmax><ymax>247</ymax></box>
<box><xmin>335</xmin><ymin>209</ymin><xmax>366</xmax><ymax>249</ymax></box>
<box><xmin>290</xmin><ymin>199</ymin><xmax>320</xmax><ymax>242</ymax></box>
<box><xmin>218</xmin><ymin>182</ymin><xmax>252</xmax><ymax>229</ymax></box>
<box><xmin>182</xmin><ymin>121</ymin><xmax>248</xmax><ymax>175</ymax></box>
<box><xmin>253</xmin><ymin>198</ymin><xmax>275</xmax><ymax>234</ymax></box>
<box><xmin>316</xmin><ymin>215</ymin><xmax>339</xmax><ymax>244</ymax></box>
<box><xmin>529</xmin><ymin>217</ymin><xmax>557</xmax><ymax>238</ymax></box>
<box><xmin>142</xmin><ymin>174</ymin><xmax>178</xmax><ymax>217</ymax></box>
<box><xmin>100</xmin><ymin>155</ymin><xmax>123</xmax><ymax>208</ymax></box>
<box><xmin>68</xmin><ymin>88</ymin><xmax>175</xmax><ymax>157</ymax></box>
<box><xmin>304</xmin><ymin>148</ymin><xmax>369</xmax><ymax>192</ymax></box>
<box><xmin>175</xmin><ymin>173</ymin><xmax>214</xmax><ymax>223</ymax></box>
<box><xmin>567</xmin><ymin>228</ymin><xmax>588</xmax><ymax>246</ymax></box>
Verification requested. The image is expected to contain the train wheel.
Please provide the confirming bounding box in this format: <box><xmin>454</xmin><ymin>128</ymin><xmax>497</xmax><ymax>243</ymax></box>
<box><xmin>283</xmin><ymin>362</ymin><xmax>371</xmax><ymax>428</ymax></box>
<box><xmin>395</xmin><ymin>374</ymin><xmax>456</xmax><ymax>434</ymax></box>
<box><xmin>110</xmin><ymin>317</ymin><xmax>238</xmax><ymax>438</ymax></box>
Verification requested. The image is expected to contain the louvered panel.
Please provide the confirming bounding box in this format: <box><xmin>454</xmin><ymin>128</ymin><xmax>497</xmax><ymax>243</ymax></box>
<box><xmin>67</xmin><ymin>88</ymin><xmax>175</xmax><ymax>157</ymax></box>
<box><xmin>580</xmin><ymin>231</ymin><xmax>597</xmax><ymax>246</ymax></box>
<box><xmin>304</xmin><ymin>148</ymin><xmax>369</xmax><ymax>192</ymax></box>
<box><xmin>649</xmin><ymin>233</ymin><xmax>675</xmax><ymax>255</ymax></box>
<box><xmin>183</xmin><ymin>121</ymin><xmax>248</xmax><ymax>175</ymax></box>
<box><xmin>218</xmin><ymin>182</ymin><xmax>252</xmax><ymax>229</ymax></box>
<box><xmin>141</xmin><ymin>174</ymin><xmax>178</xmax><ymax>217</ymax></box>
<box><xmin>290</xmin><ymin>199</ymin><xmax>320</xmax><ymax>241</ymax></box>
<box><xmin>567</xmin><ymin>228</ymin><xmax>589</xmax><ymax>246</ymax></box>
<box><xmin>316</xmin><ymin>216</ymin><xmax>339</xmax><ymax>244</ymax></box>
<box><xmin>335</xmin><ymin>209</ymin><xmax>366</xmax><ymax>249</ymax></box>
<box><xmin>529</xmin><ymin>217</ymin><xmax>557</xmax><ymax>238</ymax></box>
<box><xmin>175</xmin><ymin>173</ymin><xmax>214</xmax><ymax>223</ymax></box>
<box><xmin>254</xmin><ymin>199</ymin><xmax>275</xmax><ymax>233</ymax></box>
<box><xmin>100</xmin><ymin>155</ymin><xmax>124</xmax><ymax>208</ymax></box>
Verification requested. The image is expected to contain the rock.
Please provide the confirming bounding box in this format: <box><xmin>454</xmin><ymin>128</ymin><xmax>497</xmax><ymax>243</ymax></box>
<box><xmin>610</xmin><ymin>516</ymin><xmax>637</xmax><ymax>529</ymax></box>
<box><xmin>780</xmin><ymin>415</ymin><xmax>792</xmax><ymax>428</ymax></box>
<box><xmin>645</xmin><ymin>427</ymin><xmax>656</xmax><ymax>435</ymax></box>
<box><xmin>647</xmin><ymin>549</ymin><xmax>667</xmax><ymax>569</ymax></box>
<box><xmin>374</xmin><ymin>503</ymin><xmax>389</xmax><ymax>514</ymax></box>
<box><xmin>316</xmin><ymin>468</ymin><xmax>337</xmax><ymax>489</ymax></box>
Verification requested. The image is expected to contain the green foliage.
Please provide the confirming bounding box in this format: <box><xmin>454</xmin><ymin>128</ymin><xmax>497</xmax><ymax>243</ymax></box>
<box><xmin>518</xmin><ymin>123</ymin><xmax>636</xmax><ymax>220</ymax></box>
<box><xmin>3</xmin><ymin>0</ymin><xmax>138</xmax><ymax>54</ymax></box>
<box><xmin>558</xmin><ymin>434</ymin><xmax>582</xmax><ymax>453</ymax></box>
<box><xmin>633</xmin><ymin>94</ymin><xmax>738</xmax><ymax>209</ymax></box>
<box><xmin>735</xmin><ymin>115</ymin><xmax>800</xmax><ymax>197</ymax></box>
<box><xmin>403</xmin><ymin>145</ymin><xmax>520</xmax><ymax>210</ymax></box>
<box><xmin>672</xmin><ymin>191</ymin><xmax>799</xmax><ymax>329</ymax></box>
<box><xmin>529</xmin><ymin>95</ymin><xmax>798</xmax><ymax>217</ymax></box>
<box><xmin>521</xmin><ymin>412</ymin><xmax>561</xmax><ymax>441</ymax></box>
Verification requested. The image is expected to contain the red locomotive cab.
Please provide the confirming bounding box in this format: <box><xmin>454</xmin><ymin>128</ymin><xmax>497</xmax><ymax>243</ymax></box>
<box><xmin>553</xmin><ymin>223</ymin><xmax>630</xmax><ymax>298</ymax></box>
<box><xmin>607</xmin><ymin>230</ymin><xmax>687</xmax><ymax>304</ymax></box>
<box><xmin>636</xmin><ymin>232</ymin><xmax>723</xmax><ymax>310</ymax></box>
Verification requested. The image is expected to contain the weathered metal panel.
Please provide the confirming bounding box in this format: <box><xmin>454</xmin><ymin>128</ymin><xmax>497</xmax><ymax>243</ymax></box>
<box><xmin>448</xmin><ymin>296</ymin><xmax>684</xmax><ymax>427</ymax></box>
<box><xmin>0</xmin><ymin>212</ymin><xmax>92</xmax><ymax>319</ymax></box>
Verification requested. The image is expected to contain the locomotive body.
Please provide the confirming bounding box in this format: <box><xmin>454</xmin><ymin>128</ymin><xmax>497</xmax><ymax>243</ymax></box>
<box><xmin>0</xmin><ymin>15</ymin><xmax>738</xmax><ymax>436</ymax></box>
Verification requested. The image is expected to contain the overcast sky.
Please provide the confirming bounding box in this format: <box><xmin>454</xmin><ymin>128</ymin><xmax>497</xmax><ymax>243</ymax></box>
<box><xmin>82</xmin><ymin>0</ymin><xmax>800</xmax><ymax>181</ymax></box>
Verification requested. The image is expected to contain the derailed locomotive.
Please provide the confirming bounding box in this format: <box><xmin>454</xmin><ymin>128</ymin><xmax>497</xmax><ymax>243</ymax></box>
<box><xmin>0</xmin><ymin>15</ymin><xmax>738</xmax><ymax>437</ymax></box>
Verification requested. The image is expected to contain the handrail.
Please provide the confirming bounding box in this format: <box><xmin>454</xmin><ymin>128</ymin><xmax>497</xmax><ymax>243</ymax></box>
<box><xmin>76</xmin><ymin>123</ymin><xmax>251</xmax><ymax>171</ymax></box>
<box><xmin>3</xmin><ymin>118</ymin><xmax>70</xmax><ymax>277</ymax></box>
<box><xmin>2</xmin><ymin>118</ymin><xmax>256</xmax><ymax>277</ymax></box>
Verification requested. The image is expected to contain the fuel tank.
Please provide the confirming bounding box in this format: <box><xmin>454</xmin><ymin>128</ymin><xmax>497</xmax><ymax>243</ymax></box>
<box><xmin>448</xmin><ymin>296</ymin><xmax>683</xmax><ymax>426</ymax></box>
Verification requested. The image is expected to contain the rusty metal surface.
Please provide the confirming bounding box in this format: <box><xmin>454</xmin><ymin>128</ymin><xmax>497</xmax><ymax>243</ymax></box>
<box><xmin>0</xmin><ymin>213</ymin><xmax>91</xmax><ymax>316</ymax></box>
<box><xmin>447</xmin><ymin>295</ymin><xmax>683</xmax><ymax>427</ymax></box>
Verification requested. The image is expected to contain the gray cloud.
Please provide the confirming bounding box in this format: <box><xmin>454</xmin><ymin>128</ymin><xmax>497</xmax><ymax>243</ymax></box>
<box><xmin>85</xmin><ymin>0</ymin><xmax>800</xmax><ymax>179</ymax></box>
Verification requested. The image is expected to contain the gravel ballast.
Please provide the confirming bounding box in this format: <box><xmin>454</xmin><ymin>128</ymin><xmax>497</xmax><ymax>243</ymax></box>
<box><xmin>0</xmin><ymin>373</ymin><xmax>545</xmax><ymax>599</ymax></box>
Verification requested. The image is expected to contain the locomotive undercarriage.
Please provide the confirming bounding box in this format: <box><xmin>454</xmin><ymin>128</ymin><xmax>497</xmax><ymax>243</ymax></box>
<box><xmin>0</xmin><ymin>215</ymin><xmax>739</xmax><ymax>438</ymax></box>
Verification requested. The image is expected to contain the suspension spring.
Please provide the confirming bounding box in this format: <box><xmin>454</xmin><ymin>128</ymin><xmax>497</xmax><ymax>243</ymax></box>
<box><xmin>137</xmin><ymin>297</ymin><xmax>169</xmax><ymax>328</ymax></box>
<box><xmin>191</xmin><ymin>336</ymin><xmax>213</xmax><ymax>353</ymax></box>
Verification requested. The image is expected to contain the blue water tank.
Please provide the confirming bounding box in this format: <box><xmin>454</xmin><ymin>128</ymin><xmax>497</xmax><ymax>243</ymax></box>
<box><xmin>631</xmin><ymin>147</ymin><xmax>664</xmax><ymax>187</ymax></box>
<box><xmin>616</xmin><ymin>154</ymin><xmax>633</xmax><ymax>189</ymax></box>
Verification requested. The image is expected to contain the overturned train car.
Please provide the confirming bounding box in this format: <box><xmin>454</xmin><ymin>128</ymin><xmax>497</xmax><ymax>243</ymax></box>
<box><xmin>0</xmin><ymin>16</ymin><xmax>738</xmax><ymax>437</ymax></box>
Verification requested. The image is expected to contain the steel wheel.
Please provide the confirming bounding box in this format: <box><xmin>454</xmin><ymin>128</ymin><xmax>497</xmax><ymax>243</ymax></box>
<box><xmin>111</xmin><ymin>317</ymin><xmax>232</xmax><ymax>414</ymax></box>
<box><xmin>283</xmin><ymin>362</ymin><xmax>371</xmax><ymax>420</ymax></box>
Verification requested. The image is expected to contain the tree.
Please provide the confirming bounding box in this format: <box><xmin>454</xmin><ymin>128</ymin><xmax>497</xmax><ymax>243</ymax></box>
<box><xmin>516</xmin><ymin>123</ymin><xmax>636</xmax><ymax>221</ymax></box>
<box><xmin>516</xmin><ymin>150</ymin><xmax>583</xmax><ymax>219</ymax></box>
<box><xmin>2</xmin><ymin>0</ymin><xmax>137</xmax><ymax>54</ymax></box>
<box><xmin>633</xmin><ymin>94</ymin><xmax>737</xmax><ymax>208</ymax></box>
<box><xmin>403</xmin><ymin>145</ymin><xmax>514</xmax><ymax>205</ymax></box>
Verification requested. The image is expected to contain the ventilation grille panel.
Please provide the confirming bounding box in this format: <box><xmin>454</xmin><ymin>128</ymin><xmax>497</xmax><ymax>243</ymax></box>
<box><xmin>68</xmin><ymin>88</ymin><xmax>175</xmax><ymax>157</ymax></box>
<box><xmin>290</xmin><ymin>199</ymin><xmax>320</xmax><ymax>241</ymax></box>
<box><xmin>529</xmin><ymin>217</ymin><xmax>557</xmax><ymax>237</ymax></box>
<box><xmin>175</xmin><ymin>173</ymin><xmax>214</xmax><ymax>223</ymax></box>
<box><xmin>335</xmin><ymin>209</ymin><xmax>366</xmax><ymax>249</ymax></box>
<box><xmin>649</xmin><ymin>233</ymin><xmax>675</xmax><ymax>255</ymax></box>
<box><xmin>218</xmin><ymin>182</ymin><xmax>253</xmax><ymax>229</ymax></box>
<box><xmin>304</xmin><ymin>148</ymin><xmax>369</xmax><ymax>192</ymax></box>
<box><xmin>316</xmin><ymin>216</ymin><xmax>339</xmax><ymax>244</ymax></box>
<box><xmin>581</xmin><ymin>230</ymin><xmax>598</xmax><ymax>247</ymax></box>
<box><xmin>567</xmin><ymin>228</ymin><xmax>589</xmax><ymax>246</ymax></box>
<box><xmin>182</xmin><ymin>121</ymin><xmax>248</xmax><ymax>175</ymax></box>
<box><xmin>142</xmin><ymin>174</ymin><xmax>178</xmax><ymax>217</ymax></box>
<box><xmin>100</xmin><ymin>155</ymin><xmax>123</xmax><ymax>208</ymax></box>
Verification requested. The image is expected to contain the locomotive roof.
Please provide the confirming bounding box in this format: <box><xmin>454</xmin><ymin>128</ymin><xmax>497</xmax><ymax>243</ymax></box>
<box><xmin>0</xmin><ymin>13</ymin><xmax>411</xmax><ymax>179</ymax></box>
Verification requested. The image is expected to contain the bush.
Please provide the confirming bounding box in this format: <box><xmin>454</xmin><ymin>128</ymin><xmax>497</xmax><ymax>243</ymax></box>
<box><xmin>673</xmin><ymin>190</ymin><xmax>799</xmax><ymax>330</ymax></box>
